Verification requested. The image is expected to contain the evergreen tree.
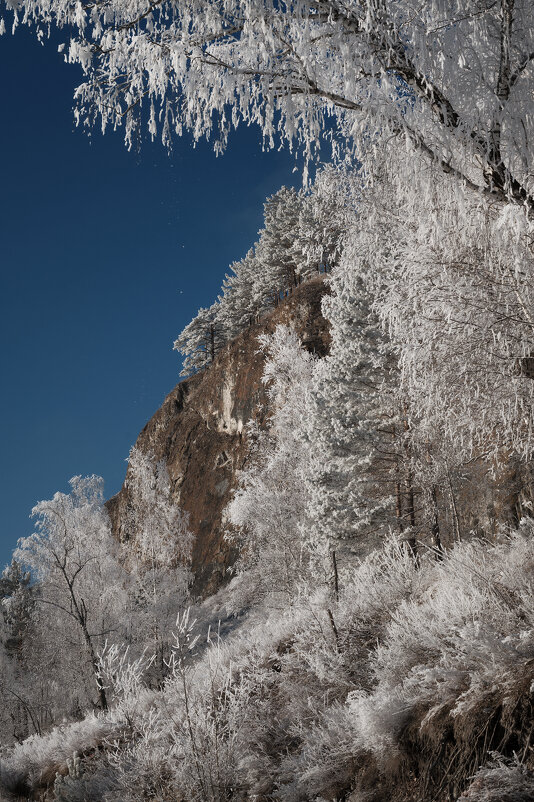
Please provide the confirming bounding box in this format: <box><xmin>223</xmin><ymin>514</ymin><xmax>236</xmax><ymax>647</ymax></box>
<box><xmin>227</xmin><ymin>325</ymin><xmax>320</xmax><ymax>605</ymax></box>
<box><xmin>297</xmin><ymin>166</ymin><xmax>348</xmax><ymax>277</ymax></box>
<box><xmin>302</xmin><ymin>220</ymin><xmax>402</xmax><ymax>560</ymax></box>
<box><xmin>255</xmin><ymin>187</ymin><xmax>305</xmax><ymax>304</ymax></box>
<box><xmin>174</xmin><ymin>302</ymin><xmax>224</xmax><ymax>377</ymax></box>
<box><xmin>216</xmin><ymin>248</ymin><xmax>261</xmax><ymax>340</ymax></box>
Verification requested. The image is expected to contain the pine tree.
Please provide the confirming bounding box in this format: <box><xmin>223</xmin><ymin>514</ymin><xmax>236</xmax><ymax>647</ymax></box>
<box><xmin>216</xmin><ymin>248</ymin><xmax>261</xmax><ymax>340</ymax></box>
<box><xmin>174</xmin><ymin>302</ymin><xmax>224</xmax><ymax>377</ymax></box>
<box><xmin>255</xmin><ymin>187</ymin><xmax>305</xmax><ymax>304</ymax></box>
<box><xmin>302</xmin><ymin>222</ymin><xmax>402</xmax><ymax>561</ymax></box>
<box><xmin>227</xmin><ymin>325</ymin><xmax>320</xmax><ymax>605</ymax></box>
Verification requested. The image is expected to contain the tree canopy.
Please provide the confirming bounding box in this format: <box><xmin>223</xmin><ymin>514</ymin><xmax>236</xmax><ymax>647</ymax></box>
<box><xmin>3</xmin><ymin>0</ymin><xmax>533</xmax><ymax>205</ymax></box>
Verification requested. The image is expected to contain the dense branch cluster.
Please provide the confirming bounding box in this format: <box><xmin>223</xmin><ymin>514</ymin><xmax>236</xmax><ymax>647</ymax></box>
<box><xmin>3</xmin><ymin>0</ymin><xmax>534</xmax><ymax>206</ymax></box>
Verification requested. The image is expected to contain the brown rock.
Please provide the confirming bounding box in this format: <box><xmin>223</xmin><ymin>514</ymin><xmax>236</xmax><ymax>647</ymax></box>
<box><xmin>107</xmin><ymin>275</ymin><xmax>330</xmax><ymax>598</ymax></box>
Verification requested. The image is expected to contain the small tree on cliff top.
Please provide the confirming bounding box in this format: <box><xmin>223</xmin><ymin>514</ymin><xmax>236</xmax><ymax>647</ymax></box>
<box><xmin>174</xmin><ymin>302</ymin><xmax>224</xmax><ymax>378</ymax></box>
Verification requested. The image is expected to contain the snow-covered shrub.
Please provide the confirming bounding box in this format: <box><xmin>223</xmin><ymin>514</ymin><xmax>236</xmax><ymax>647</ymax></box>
<box><xmin>1</xmin><ymin>714</ymin><xmax>123</xmax><ymax>792</ymax></box>
<box><xmin>277</xmin><ymin>524</ymin><xmax>534</xmax><ymax>800</ymax></box>
<box><xmin>457</xmin><ymin>756</ymin><xmax>534</xmax><ymax>802</ymax></box>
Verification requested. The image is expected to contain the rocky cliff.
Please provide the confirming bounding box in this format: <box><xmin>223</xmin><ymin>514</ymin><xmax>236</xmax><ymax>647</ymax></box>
<box><xmin>107</xmin><ymin>272</ymin><xmax>528</xmax><ymax>599</ymax></box>
<box><xmin>107</xmin><ymin>276</ymin><xmax>330</xmax><ymax>597</ymax></box>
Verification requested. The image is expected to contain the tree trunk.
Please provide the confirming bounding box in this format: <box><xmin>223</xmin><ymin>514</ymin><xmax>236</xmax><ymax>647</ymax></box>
<box><xmin>405</xmin><ymin>471</ymin><xmax>418</xmax><ymax>557</ymax></box>
<box><xmin>331</xmin><ymin>550</ymin><xmax>339</xmax><ymax>602</ymax></box>
<box><xmin>446</xmin><ymin>465</ymin><xmax>461</xmax><ymax>542</ymax></box>
<box><xmin>402</xmin><ymin>409</ymin><xmax>418</xmax><ymax>558</ymax></box>
<box><xmin>430</xmin><ymin>485</ymin><xmax>443</xmax><ymax>559</ymax></box>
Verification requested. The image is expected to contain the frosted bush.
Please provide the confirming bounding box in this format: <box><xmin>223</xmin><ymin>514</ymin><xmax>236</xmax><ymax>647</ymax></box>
<box><xmin>457</xmin><ymin>757</ymin><xmax>534</xmax><ymax>802</ymax></box>
<box><xmin>344</xmin><ymin>525</ymin><xmax>534</xmax><ymax>769</ymax></box>
<box><xmin>1</xmin><ymin>715</ymin><xmax>122</xmax><ymax>791</ymax></box>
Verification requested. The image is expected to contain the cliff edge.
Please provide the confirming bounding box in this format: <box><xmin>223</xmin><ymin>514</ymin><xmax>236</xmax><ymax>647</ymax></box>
<box><xmin>107</xmin><ymin>276</ymin><xmax>330</xmax><ymax>597</ymax></box>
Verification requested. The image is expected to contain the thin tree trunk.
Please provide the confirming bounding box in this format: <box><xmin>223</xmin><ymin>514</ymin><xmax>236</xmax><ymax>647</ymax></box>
<box><xmin>82</xmin><ymin>624</ymin><xmax>108</xmax><ymax>711</ymax></box>
<box><xmin>402</xmin><ymin>408</ymin><xmax>418</xmax><ymax>558</ymax></box>
<box><xmin>430</xmin><ymin>485</ymin><xmax>443</xmax><ymax>559</ymax></box>
<box><xmin>446</xmin><ymin>465</ymin><xmax>461</xmax><ymax>542</ymax></box>
<box><xmin>395</xmin><ymin>480</ymin><xmax>404</xmax><ymax>533</ymax></box>
<box><xmin>64</xmin><ymin>578</ymin><xmax>108</xmax><ymax>711</ymax></box>
<box><xmin>326</xmin><ymin>608</ymin><xmax>340</xmax><ymax>651</ymax></box>
<box><xmin>393</xmin><ymin>425</ymin><xmax>404</xmax><ymax>534</ymax></box>
<box><xmin>405</xmin><ymin>471</ymin><xmax>418</xmax><ymax>557</ymax></box>
<box><xmin>331</xmin><ymin>550</ymin><xmax>339</xmax><ymax>602</ymax></box>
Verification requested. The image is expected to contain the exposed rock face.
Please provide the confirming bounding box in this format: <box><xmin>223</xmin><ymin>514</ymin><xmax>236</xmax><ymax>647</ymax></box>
<box><xmin>107</xmin><ymin>276</ymin><xmax>330</xmax><ymax>598</ymax></box>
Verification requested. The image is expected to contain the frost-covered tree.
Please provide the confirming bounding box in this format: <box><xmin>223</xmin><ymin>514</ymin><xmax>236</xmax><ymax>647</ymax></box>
<box><xmin>227</xmin><ymin>325</ymin><xmax>321</xmax><ymax>605</ymax></box>
<box><xmin>322</xmin><ymin>139</ymin><xmax>534</xmax><ymax>544</ymax></box>
<box><xmin>297</xmin><ymin>165</ymin><xmax>349</xmax><ymax>276</ymax></box>
<box><xmin>216</xmin><ymin>247</ymin><xmax>261</xmax><ymax>340</ymax></box>
<box><xmin>379</xmin><ymin>157</ymin><xmax>534</xmax><ymax>470</ymax></box>
<box><xmin>255</xmin><ymin>187</ymin><xmax>305</xmax><ymax>301</ymax></box>
<box><xmin>124</xmin><ymin>447</ymin><xmax>192</xmax><ymax>669</ymax></box>
<box><xmin>174</xmin><ymin>301</ymin><xmax>224</xmax><ymax>378</ymax></box>
<box><xmin>0</xmin><ymin>562</ymin><xmax>36</xmax><ymax>744</ymax></box>
<box><xmin>6</xmin><ymin>0</ymin><xmax>534</xmax><ymax>209</ymax></box>
<box><xmin>174</xmin><ymin>174</ymin><xmax>345</xmax><ymax>377</ymax></box>
<box><xmin>302</xmin><ymin>217</ymin><xmax>403</xmax><ymax>560</ymax></box>
<box><xmin>14</xmin><ymin>476</ymin><xmax>126</xmax><ymax>712</ymax></box>
<box><xmin>0</xmin><ymin>561</ymin><xmax>32</xmax><ymax>654</ymax></box>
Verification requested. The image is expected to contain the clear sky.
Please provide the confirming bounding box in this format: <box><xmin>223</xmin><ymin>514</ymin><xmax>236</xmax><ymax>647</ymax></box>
<box><xmin>0</xmin><ymin>26</ymin><xmax>302</xmax><ymax>569</ymax></box>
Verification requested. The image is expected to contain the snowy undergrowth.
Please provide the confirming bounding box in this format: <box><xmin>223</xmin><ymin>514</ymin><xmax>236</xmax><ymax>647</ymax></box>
<box><xmin>1</xmin><ymin>713</ymin><xmax>127</xmax><ymax>794</ymax></box>
<box><xmin>457</xmin><ymin>756</ymin><xmax>534</xmax><ymax>801</ymax></box>
<box><xmin>4</xmin><ymin>528</ymin><xmax>534</xmax><ymax>801</ymax></box>
<box><xmin>289</xmin><ymin>525</ymin><xmax>534</xmax><ymax>799</ymax></box>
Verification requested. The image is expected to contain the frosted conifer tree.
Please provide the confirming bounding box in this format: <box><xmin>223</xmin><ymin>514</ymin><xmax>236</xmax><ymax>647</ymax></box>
<box><xmin>255</xmin><ymin>188</ymin><xmax>305</xmax><ymax>303</ymax></box>
<box><xmin>297</xmin><ymin>166</ymin><xmax>349</xmax><ymax>277</ymax></box>
<box><xmin>227</xmin><ymin>325</ymin><xmax>321</xmax><ymax>605</ymax></box>
<box><xmin>302</xmin><ymin>223</ymin><xmax>403</xmax><ymax>560</ymax></box>
<box><xmin>174</xmin><ymin>301</ymin><xmax>224</xmax><ymax>377</ymax></box>
<box><xmin>0</xmin><ymin>562</ymin><xmax>35</xmax><ymax>744</ymax></box>
<box><xmin>216</xmin><ymin>248</ymin><xmax>261</xmax><ymax>340</ymax></box>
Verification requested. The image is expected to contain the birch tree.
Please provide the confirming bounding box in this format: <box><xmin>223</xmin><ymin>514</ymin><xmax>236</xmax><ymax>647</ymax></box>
<box><xmin>14</xmin><ymin>476</ymin><xmax>126</xmax><ymax>711</ymax></box>
<box><xmin>5</xmin><ymin>0</ymin><xmax>534</xmax><ymax>208</ymax></box>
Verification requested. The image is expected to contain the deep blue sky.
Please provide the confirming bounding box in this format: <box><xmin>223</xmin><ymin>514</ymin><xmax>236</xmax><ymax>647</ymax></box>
<box><xmin>0</xmin><ymin>26</ymin><xmax>302</xmax><ymax>569</ymax></box>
